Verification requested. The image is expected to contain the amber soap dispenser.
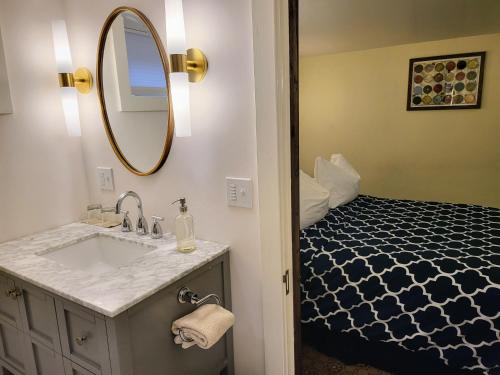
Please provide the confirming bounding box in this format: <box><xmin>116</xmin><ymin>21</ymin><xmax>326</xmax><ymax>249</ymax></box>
<box><xmin>172</xmin><ymin>198</ymin><xmax>196</xmax><ymax>253</ymax></box>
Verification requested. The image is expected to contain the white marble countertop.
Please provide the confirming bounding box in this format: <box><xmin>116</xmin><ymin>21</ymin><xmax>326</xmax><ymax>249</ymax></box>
<box><xmin>0</xmin><ymin>223</ymin><xmax>229</xmax><ymax>317</ymax></box>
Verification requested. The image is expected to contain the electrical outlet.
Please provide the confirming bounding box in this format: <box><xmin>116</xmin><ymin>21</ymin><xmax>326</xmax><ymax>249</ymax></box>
<box><xmin>226</xmin><ymin>177</ymin><xmax>253</xmax><ymax>208</ymax></box>
<box><xmin>97</xmin><ymin>167</ymin><xmax>114</xmax><ymax>191</ymax></box>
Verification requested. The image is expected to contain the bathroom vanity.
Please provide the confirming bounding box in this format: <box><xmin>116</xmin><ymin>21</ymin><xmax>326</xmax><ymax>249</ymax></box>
<box><xmin>0</xmin><ymin>223</ymin><xmax>233</xmax><ymax>375</ymax></box>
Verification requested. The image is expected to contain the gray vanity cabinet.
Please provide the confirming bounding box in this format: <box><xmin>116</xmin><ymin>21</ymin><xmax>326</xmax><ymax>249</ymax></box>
<box><xmin>0</xmin><ymin>279</ymin><xmax>63</xmax><ymax>375</ymax></box>
<box><xmin>16</xmin><ymin>281</ymin><xmax>61</xmax><ymax>354</ymax></box>
<box><xmin>55</xmin><ymin>300</ymin><xmax>111</xmax><ymax>375</ymax></box>
<box><xmin>0</xmin><ymin>319</ymin><xmax>31</xmax><ymax>374</ymax></box>
<box><xmin>0</xmin><ymin>252</ymin><xmax>233</xmax><ymax>375</ymax></box>
<box><xmin>0</xmin><ymin>274</ymin><xmax>22</xmax><ymax>329</ymax></box>
<box><xmin>111</xmin><ymin>254</ymin><xmax>233</xmax><ymax>375</ymax></box>
<box><xmin>63</xmin><ymin>358</ymin><xmax>97</xmax><ymax>375</ymax></box>
<box><xmin>26</xmin><ymin>338</ymin><xmax>65</xmax><ymax>375</ymax></box>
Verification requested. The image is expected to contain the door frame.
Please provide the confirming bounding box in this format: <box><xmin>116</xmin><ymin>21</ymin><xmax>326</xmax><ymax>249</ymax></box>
<box><xmin>252</xmin><ymin>0</ymin><xmax>300</xmax><ymax>373</ymax></box>
<box><xmin>288</xmin><ymin>0</ymin><xmax>301</xmax><ymax>372</ymax></box>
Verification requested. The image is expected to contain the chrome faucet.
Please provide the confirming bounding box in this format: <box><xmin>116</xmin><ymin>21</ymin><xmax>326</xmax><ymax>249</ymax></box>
<box><xmin>115</xmin><ymin>191</ymin><xmax>148</xmax><ymax>235</ymax></box>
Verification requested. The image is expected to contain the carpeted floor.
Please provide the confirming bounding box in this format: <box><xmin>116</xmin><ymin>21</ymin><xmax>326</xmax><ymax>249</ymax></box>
<box><xmin>303</xmin><ymin>345</ymin><xmax>392</xmax><ymax>375</ymax></box>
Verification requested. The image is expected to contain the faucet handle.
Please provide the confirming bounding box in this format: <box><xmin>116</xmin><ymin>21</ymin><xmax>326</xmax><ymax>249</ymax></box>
<box><xmin>120</xmin><ymin>210</ymin><xmax>133</xmax><ymax>232</ymax></box>
<box><xmin>151</xmin><ymin>216</ymin><xmax>164</xmax><ymax>239</ymax></box>
<box><xmin>136</xmin><ymin>215</ymin><xmax>149</xmax><ymax>236</ymax></box>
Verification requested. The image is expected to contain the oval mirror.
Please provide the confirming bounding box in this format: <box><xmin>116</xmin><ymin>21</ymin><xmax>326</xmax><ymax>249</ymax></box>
<box><xmin>96</xmin><ymin>7</ymin><xmax>174</xmax><ymax>176</ymax></box>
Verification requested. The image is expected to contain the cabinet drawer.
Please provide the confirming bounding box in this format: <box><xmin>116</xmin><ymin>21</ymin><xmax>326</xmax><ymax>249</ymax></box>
<box><xmin>26</xmin><ymin>338</ymin><xmax>65</xmax><ymax>375</ymax></box>
<box><xmin>55</xmin><ymin>301</ymin><xmax>110</xmax><ymax>375</ymax></box>
<box><xmin>0</xmin><ymin>321</ymin><xmax>30</xmax><ymax>374</ymax></box>
<box><xmin>63</xmin><ymin>358</ymin><xmax>96</xmax><ymax>375</ymax></box>
<box><xmin>17</xmin><ymin>282</ymin><xmax>61</xmax><ymax>353</ymax></box>
<box><xmin>0</xmin><ymin>275</ymin><xmax>22</xmax><ymax>329</ymax></box>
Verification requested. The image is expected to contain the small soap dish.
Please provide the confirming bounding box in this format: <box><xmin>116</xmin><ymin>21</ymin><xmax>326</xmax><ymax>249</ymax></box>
<box><xmin>93</xmin><ymin>220</ymin><xmax>121</xmax><ymax>229</ymax></box>
<box><xmin>82</xmin><ymin>204</ymin><xmax>121</xmax><ymax>228</ymax></box>
<box><xmin>100</xmin><ymin>207</ymin><xmax>122</xmax><ymax>228</ymax></box>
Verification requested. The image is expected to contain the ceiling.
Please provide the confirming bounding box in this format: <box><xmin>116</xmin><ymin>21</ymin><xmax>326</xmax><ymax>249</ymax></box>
<box><xmin>299</xmin><ymin>0</ymin><xmax>500</xmax><ymax>56</ymax></box>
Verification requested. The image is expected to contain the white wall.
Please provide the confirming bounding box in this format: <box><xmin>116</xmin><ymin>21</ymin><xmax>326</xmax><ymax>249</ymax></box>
<box><xmin>64</xmin><ymin>0</ymin><xmax>266</xmax><ymax>373</ymax></box>
<box><xmin>0</xmin><ymin>0</ymin><xmax>89</xmax><ymax>243</ymax></box>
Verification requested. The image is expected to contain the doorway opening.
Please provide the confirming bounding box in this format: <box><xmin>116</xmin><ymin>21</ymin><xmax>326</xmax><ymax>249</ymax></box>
<box><xmin>289</xmin><ymin>1</ymin><xmax>500</xmax><ymax>374</ymax></box>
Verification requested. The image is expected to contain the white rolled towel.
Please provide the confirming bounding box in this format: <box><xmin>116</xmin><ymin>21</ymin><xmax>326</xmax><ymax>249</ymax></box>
<box><xmin>172</xmin><ymin>304</ymin><xmax>235</xmax><ymax>350</ymax></box>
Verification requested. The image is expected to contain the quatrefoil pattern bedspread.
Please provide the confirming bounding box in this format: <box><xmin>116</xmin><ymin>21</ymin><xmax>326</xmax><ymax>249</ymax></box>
<box><xmin>300</xmin><ymin>195</ymin><xmax>500</xmax><ymax>374</ymax></box>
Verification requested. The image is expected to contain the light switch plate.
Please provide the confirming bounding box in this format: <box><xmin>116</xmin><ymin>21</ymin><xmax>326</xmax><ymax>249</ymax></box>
<box><xmin>226</xmin><ymin>177</ymin><xmax>253</xmax><ymax>208</ymax></box>
<box><xmin>97</xmin><ymin>167</ymin><xmax>114</xmax><ymax>191</ymax></box>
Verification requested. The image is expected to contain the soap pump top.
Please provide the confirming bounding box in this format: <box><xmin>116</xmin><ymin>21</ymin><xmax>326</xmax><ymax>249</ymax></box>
<box><xmin>173</xmin><ymin>197</ymin><xmax>188</xmax><ymax>213</ymax></box>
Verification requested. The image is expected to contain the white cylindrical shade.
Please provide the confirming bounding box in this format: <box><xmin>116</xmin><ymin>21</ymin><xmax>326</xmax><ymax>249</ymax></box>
<box><xmin>165</xmin><ymin>0</ymin><xmax>187</xmax><ymax>54</ymax></box>
<box><xmin>51</xmin><ymin>20</ymin><xmax>73</xmax><ymax>73</ymax></box>
<box><xmin>170</xmin><ymin>74</ymin><xmax>191</xmax><ymax>137</ymax></box>
<box><xmin>52</xmin><ymin>20</ymin><xmax>81</xmax><ymax>137</ymax></box>
<box><xmin>60</xmin><ymin>87</ymin><xmax>81</xmax><ymax>137</ymax></box>
<box><xmin>165</xmin><ymin>0</ymin><xmax>191</xmax><ymax>137</ymax></box>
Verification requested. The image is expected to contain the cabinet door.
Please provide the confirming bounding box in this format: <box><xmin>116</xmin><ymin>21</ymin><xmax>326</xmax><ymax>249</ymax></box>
<box><xmin>63</xmin><ymin>358</ymin><xmax>96</xmax><ymax>375</ymax></box>
<box><xmin>16</xmin><ymin>281</ymin><xmax>61</xmax><ymax>353</ymax></box>
<box><xmin>0</xmin><ymin>321</ymin><xmax>31</xmax><ymax>374</ymax></box>
<box><xmin>0</xmin><ymin>356</ymin><xmax>25</xmax><ymax>375</ymax></box>
<box><xmin>26</xmin><ymin>338</ymin><xmax>65</xmax><ymax>375</ymax></box>
<box><xmin>55</xmin><ymin>300</ymin><xmax>110</xmax><ymax>375</ymax></box>
<box><xmin>0</xmin><ymin>275</ymin><xmax>22</xmax><ymax>329</ymax></box>
<box><xmin>127</xmin><ymin>259</ymin><xmax>231</xmax><ymax>375</ymax></box>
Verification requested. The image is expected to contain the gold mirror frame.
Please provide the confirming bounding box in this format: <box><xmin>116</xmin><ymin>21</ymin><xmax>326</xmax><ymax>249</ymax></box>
<box><xmin>96</xmin><ymin>6</ymin><xmax>174</xmax><ymax>176</ymax></box>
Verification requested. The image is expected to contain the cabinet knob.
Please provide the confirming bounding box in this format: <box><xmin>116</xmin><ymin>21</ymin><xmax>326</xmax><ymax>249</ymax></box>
<box><xmin>5</xmin><ymin>287</ymin><xmax>22</xmax><ymax>300</ymax></box>
<box><xmin>75</xmin><ymin>335</ymin><xmax>88</xmax><ymax>345</ymax></box>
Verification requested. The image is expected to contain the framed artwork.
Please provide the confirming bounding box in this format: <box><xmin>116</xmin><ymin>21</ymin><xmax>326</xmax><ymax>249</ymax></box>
<box><xmin>407</xmin><ymin>51</ymin><xmax>486</xmax><ymax>111</ymax></box>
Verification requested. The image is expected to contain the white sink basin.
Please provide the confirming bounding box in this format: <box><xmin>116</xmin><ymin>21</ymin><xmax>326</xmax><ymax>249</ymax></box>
<box><xmin>40</xmin><ymin>235</ymin><xmax>156</xmax><ymax>274</ymax></box>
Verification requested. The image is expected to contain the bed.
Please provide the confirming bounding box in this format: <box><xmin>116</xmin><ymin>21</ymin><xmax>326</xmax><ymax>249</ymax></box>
<box><xmin>300</xmin><ymin>195</ymin><xmax>500</xmax><ymax>375</ymax></box>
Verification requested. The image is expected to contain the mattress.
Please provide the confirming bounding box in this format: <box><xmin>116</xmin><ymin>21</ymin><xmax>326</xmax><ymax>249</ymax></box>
<box><xmin>300</xmin><ymin>195</ymin><xmax>500</xmax><ymax>374</ymax></box>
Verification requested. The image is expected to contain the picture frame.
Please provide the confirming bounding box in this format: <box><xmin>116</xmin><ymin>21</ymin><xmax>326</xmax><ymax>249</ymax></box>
<box><xmin>407</xmin><ymin>51</ymin><xmax>486</xmax><ymax>111</ymax></box>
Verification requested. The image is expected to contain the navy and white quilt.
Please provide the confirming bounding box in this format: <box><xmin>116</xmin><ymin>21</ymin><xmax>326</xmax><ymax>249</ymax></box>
<box><xmin>301</xmin><ymin>195</ymin><xmax>500</xmax><ymax>374</ymax></box>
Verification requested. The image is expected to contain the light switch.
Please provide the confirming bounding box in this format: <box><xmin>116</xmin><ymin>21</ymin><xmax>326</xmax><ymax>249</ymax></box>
<box><xmin>97</xmin><ymin>167</ymin><xmax>114</xmax><ymax>191</ymax></box>
<box><xmin>226</xmin><ymin>177</ymin><xmax>253</xmax><ymax>208</ymax></box>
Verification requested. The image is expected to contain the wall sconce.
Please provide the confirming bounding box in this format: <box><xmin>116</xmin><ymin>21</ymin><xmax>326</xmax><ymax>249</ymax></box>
<box><xmin>51</xmin><ymin>20</ymin><xmax>93</xmax><ymax>137</ymax></box>
<box><xmin>165</xmin><ymin>0</ymin><xmax>208</xmax><ymax>138</ymax></box>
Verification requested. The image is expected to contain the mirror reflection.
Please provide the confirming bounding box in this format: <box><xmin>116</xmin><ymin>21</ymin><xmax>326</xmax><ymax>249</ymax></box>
<box><xmin>100</xmin><ymin>10</ymin><xmax>172</xmax><ymax>174</ymax></box>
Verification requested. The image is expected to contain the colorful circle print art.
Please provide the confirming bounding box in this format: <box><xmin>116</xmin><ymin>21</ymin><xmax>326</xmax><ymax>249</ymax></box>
<box><xmin>408</xmin><ymin>52</ymin><xmax>485</xmax><ymax>110</ymax></box>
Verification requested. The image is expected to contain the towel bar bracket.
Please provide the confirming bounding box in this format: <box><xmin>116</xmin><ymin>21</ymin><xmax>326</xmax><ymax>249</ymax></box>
<box><xmin>178</xmin><ymin>286</ymin><xmax>221</xmax><ymax>306</ymax></box>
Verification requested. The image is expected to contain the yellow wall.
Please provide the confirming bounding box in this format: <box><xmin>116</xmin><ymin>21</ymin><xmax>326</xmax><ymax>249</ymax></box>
<box><xmin>300</xmin><ymin>33</ymin><xmax>500</xmax><ymax>208</ymax></box>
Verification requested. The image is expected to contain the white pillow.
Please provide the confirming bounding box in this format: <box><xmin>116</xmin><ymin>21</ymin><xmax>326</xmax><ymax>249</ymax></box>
<box><xmin>300</xmin><ymin>170</ymin><xmax>330</xmax><ymax>229</ymax></box>
<box><xmin>314</xmin><ymin>154</ymin><xmax>360</xmax><ymax>208</ymax></box>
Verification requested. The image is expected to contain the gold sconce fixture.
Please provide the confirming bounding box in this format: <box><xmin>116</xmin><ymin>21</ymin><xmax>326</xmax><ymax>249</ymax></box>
<box><xmin>58</xmin><ymin>67</ymin><xmax>93</xmax><ymax>94</ymax></box>
<box><xmin>169</xmin><ymin>48</ymin><xmax>208</xmax><ymax>83</ymax></box>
